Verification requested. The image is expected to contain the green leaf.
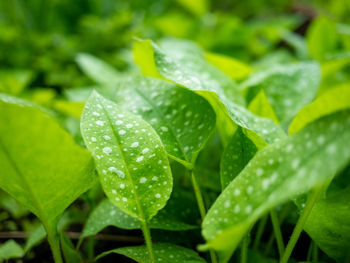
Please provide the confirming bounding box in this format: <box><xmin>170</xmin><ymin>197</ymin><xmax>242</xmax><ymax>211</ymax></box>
<box><xmin>0</xmin><ymin>93</ymin><xmax>95</xmax><ymax>261</ymax></box>
<box><xmin>306</xmin><ymin>16</ymin><xmax>338</xmax><ymax>60</ymax></box>
<box><xmin>202</xmin><ymin>111</ymin><xmax>350</xmax><ymax>262</ymax></box>
<box><xmin>176</xmin><ymin>0</ymin><xmax>208</xmax><ymax>17</ymax></box>
<box><xmin>248</xmin><ymin>90</ymin><xmax>279</xmax><ymax>125</ymax></box>
<box><xmin>134</xmin><ymin>38</ymin><xmax>285</xmax><ymax>145</ymax></box>
<box><xmin>60</xmin><ymin>233</ymin><xmax>83</xmax><ymax>263</ymax></box>
<box><xmin>105</xmin><ymin>76</ymin><xmax>216</xmax><ymax>167</ymax></box>
<box><xmin>241</xmin><ymin>62</ymin><xmax>321</xmax><ymax>127</ymax></box>
<box><xmin>76</xmin><ymin>53</ymin><xmax>120</xmax><ymax>85</ymax></box>
<box><xmin>80</xmin><ymin>91</ymin><xmax>173</xmax><ymax>222</ymax></box>
<box><xmin>304</xmin><ymin>186</ymin><xmax>350</xmax><ymax>262</ymax></box>
<box><xmin>220</xmin><ymin>128</ymin><xmax>258</xmax><ymax>189</ymax></box>
<box><xmin>0</xmin><ymin>240</ymin><xmax>24</xmax><ymax>260</ymax></box>
<box><xmin>96</xmin><ymin>243</ymin><xmax>206</xmax><ymax>263</ymax></box>
<box><xmin>0</xmin><ymin>69</ymin><xmax>33</xmax><ymax>95</ymax></box>
<box><xmin>289</xmin><ymin>85</ymin><xmax>350</xmax><ymax>135</ymax></box>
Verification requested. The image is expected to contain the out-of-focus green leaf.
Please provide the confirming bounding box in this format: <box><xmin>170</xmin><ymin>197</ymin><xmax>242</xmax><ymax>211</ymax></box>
<box><xmin>177</xmin><ymin>0</ymin><xmax>208</xmax><ymax>17</ymax></box>
<box><xmin>205</xmin><ymin>52</ymin><xmax>252</xmax><ymax>80</ymax></box>
<box><xmin>96</xmin><ymin>243</ymin><xmax>206</xmax><ymax>262</ymax></box>
<box><xmin>289</xmin><ymin>85</ymin><xmax>350</xmax><ymax>134</ymax></box>
<box><xmin>106</xmin><ymin>76</ymin><xmax>216</xmax><ymax>167</ymax></box>
<box><xmin>304</xmin><ymin>186</ymin><xmax>350</xmax><ymax>262</ymax></box>
<box><xmin>202</xmin><ymin>111</ymin><xmax>350</xmax><ymax>262</ymax></box>
<box><xmin>0</xmin><ymin>69</ymin><xmax>33</xmax><ymax>95</ymax></box>
<box><xmin>0</xmin><ymin>240</ymin><xmax>24</xmax><ymax>260</ymax></box>
<box><xmin>80</xmin><ymin>91</ymin><xmax>172</xmax><ymax>222</ymax></box>
<box><xmin>60</xmin><ymin>233</ymin><xmax>83</xmax><ymax>263</ymax></box>
<box><xmin>248</xmin><ymin>90</ymin><xmax>279</xmax><ymax>124</ymax></box>
<box><xmin>54</xmin><ymin>100</ymin><xmax>84</xmax><ymax>118</ymax></box>
<box><xmin>306</xmin><ymin>16</ymin><xmax>338</xmax><ymax>60</ymax></box>
<box><xmin>241</xmin><ymin>62</ymin><xmax>321</xmax><ymax>127</ymax></box>
<box><xmin>0</xmin><ymin>93</ymin><xmax>95</xmax><ymax>257</ymax></box>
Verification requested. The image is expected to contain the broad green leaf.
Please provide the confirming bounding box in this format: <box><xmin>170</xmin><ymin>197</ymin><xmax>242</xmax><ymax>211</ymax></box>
<box><xmin>202</xmin><ymin>111</ymin><xmax>350</xmax><ymax>262</ymax></box>
<box><xmin>205</xmin><ymin>52</ymin><xmax>252</xmax><ymax>80</ymax></box>
<box><xmin>76</xmin><ymin>53</ymin><xmax>120</xmax><ymax>85</ymax></box>
<box><xmin>306</xmin><ymin>16</ymin><xmax>338</xmax><ymax>61</ymax></box>
<box><xmin>289</xmin><ymin>85</ymin><xmax>350</xmax><ymax>134</ymax></box>
<box><xmin>220</xmin><ymin>128</ymin><xmax>257</xmax><ymax>189</ymax></box>
<box><xmin>0</xmin><ymin>240</ymin><xmax>24</xmax><ymax>260</ymax></box>
<box><xmin>0</xmin><ymin>69</ymin><xmax>33</xmax><ymax>95</ymax></box>
<box><xmin>304</xmin><ymin>186</ymin><xmax>350</xmax><ymax>262</ymax></box>
<box><xmin>105</xmin><ymin>76</ymin><xmax>216</xmax><ymax>167</ymax></box>
<box><xmin>248</xmin><ymin>90</ymin><xmax>279</xmax><ymax>124</ymax></box>
<box><xmin>241</xmin><ymin>62</ymin><xmax>321</xmax><ymax>127</ymax></box>
<box><xmin>0</xmin><ymin>93</ymin><xmax>95</xmax><ymax>248</ymax></box>
<box><xmin>80</xmin><ymin>91</ymin><xmax>172</xmax><ymax>222</ymax></box>
<box><xmin>96</xmin><ymin>243</ymin><xmax>206</xmax><ymax>263</ymax></box>
<box><xmin>60</xmin><ymin>233</ymin><xmax>83</xmax><ymax>263</ymax></box>
<box><xmin>134</xmin><ymin>38</ymin><xmax>285</xmax><ymax>145</ymax></box>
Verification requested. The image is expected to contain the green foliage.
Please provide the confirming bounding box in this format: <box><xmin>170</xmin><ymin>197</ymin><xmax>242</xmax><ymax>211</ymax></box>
<box><xmin>0</xmin><ymin>240</ymin><xmax>24</xmax><ymax>261</ymax></box>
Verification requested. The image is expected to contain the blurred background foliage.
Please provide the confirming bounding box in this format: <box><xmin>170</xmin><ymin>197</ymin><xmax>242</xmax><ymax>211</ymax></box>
<box><xmin>0</xmin><ymin>0</ymin><xmax>350</xmax><ymax>93</ymax></box>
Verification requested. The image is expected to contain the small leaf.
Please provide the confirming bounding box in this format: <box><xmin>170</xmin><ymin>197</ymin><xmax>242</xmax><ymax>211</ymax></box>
<box><xmin>241</xmin><ymin>62</ymin><xmax>321</xmax><ymax>127</ymax></box>
<box><xmin>96</xmin><ymin>243</ymin><xmax>206</xmax><ymax>263</ymax></box>
<box><xmin>60</xmin><ymin>233</ymin><xmax>83</xmax><ymax>263</ymax></box>
<box><xmin>289</xmin><ymin>85</ymin><xmax>350</xmax><ymax>134</ymax></box>
<box><xmin>304</xmin><ymin>186</ymin><xmax>350</xmax><ymax>262</ymax></box>
<box><xmin>133</xmin><ymin>38</ymin><xmax>285</xmax><ymax>145</ymax></box>
<box><xmin>0</xmin><ymin>240</ymin><xmax>24</xmax><ymax>260</ymax></box>
<box><xmin>202</xmin><ymin>111</ymin><xmax>350</xmax><ymax>262</ymax></box>
<box><xmin>76</xmin><ymin>53</ymin><xmax>120</xmax><ymax>85</ymax></box>
<box><xmin>0</xmin><ymin>69</ymin><xmax>33</xmax><ymax>95</ymax></box>
<box><xmin>0</xmin><ymin>93</ymin><xmax>95</xmax><ymax>252</ymax></box>
<box><xmin>248</xmin><ymin>90</ymin><xmax>279</xmax><ymax>125</ymax></box>
<box><xmin>80</xmin><ymin>91</ymin><xmax>173</xmax><ymax>222</ymax></box>
<box><xmin>106</xmin><ymin>76</ymin><xmax>216</xmax><ymax>166</ymax></box>
<box><xmin>220</xmin><ymin>128</ymin><xmax>258</xmax><ymax>189</ymax></box>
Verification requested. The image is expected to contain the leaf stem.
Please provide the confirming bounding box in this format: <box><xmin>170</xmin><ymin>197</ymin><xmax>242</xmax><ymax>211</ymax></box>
<box><xmin>45</xmin><ymin>225</ymin><xmax>63</xmax><ymax>263</ymax></box>
<box><xmin>240</xmin><ymin>235</ymin><xmax>249</xmax><ymax>263</ymax></box>
<box><xmin>252</xmin><ymin>214</ymin><xmax>268</xmax><ymax>250</ymax></box>
<box><xmin>141</xmin><ymin>221</ymin><xmax>155</xmax><ymax>263</ymax></box>
<box><xmin>190</xmin><ymin>171</ymin><xmax>218</xmax><ymax>263</ymax></box>
<box><xmin>270</xmin><ymin>209</ymin><xmax>284</xmax><ymax>258</ymax></box>
<box><xmin>280</xmin><ymin>186</ymin><xmax>324</xmax><ymax>263</ymax></box>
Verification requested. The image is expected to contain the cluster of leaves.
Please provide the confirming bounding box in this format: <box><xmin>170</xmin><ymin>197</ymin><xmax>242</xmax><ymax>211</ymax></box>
<box><xmin>1</xmin><ymin>1</ymin><xmax>350</xmax><ymax>263</ymax></box>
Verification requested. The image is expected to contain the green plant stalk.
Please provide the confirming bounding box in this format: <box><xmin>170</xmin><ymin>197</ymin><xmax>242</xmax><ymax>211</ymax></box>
<box><xmin>312</xmin><ymin>242</ymin><xmax>319</xmax><ymax>261</ymax></box>
<box><xmin>190</xmin><ymin>171</ymin><xmax>218</xmax><ymax>263</ymax></box>
<box><xmin>280</xmin><ymin>186</ymin><xmax>324</xmax><ymax>263</ymax></box>
<box><xmin>240</xmin><ymin>235</ymin><xmax>249</xmax><ymax>263</ymax></box>
<box><xmin>270</xmin><ymin>209</ymin><xmax>285</xmax><ymax>258</ymax></box>
<box><xmin>253</xmin><ymin>214</ymin><xmax>268</xmax><ymax>250</ymax></box>
<box><xmin>45</xmin><ymin>226</ymin><xmax>63</xmax><ymax>263</ymax></box>
<box><xmin>141</xmin><ymin>221</ymin><xmax>155</xmax><ymax>263</ymax></box>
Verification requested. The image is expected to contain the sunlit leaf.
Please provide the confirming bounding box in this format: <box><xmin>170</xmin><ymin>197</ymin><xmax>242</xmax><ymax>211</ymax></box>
<box><xmin>0</xmin><ymin>69</ymin><xmax>33</xmax><ymax>95</ymax></box>
<box><xmin>289</xmin><ymin>85</ymin><xmax>350</xmax><ymax>134</ymax></box>
<box><xmin>202</xmin><ymin>111</ymin><xmax>350</xmax><ymax>262</ymax></box>
<box><xmin>96</xmin><ymin>243</ymin><xmax>206</xmax><ymax>263</ymax></box>
<box><xmin>80</xmin><ymin>91</ymin><xmax>173</xmax><ymax>222</ymax></box>
<box><xmin>248</xmin><ymin>90</ymin><xmax>279</xmax><ymax>124</ymax></box>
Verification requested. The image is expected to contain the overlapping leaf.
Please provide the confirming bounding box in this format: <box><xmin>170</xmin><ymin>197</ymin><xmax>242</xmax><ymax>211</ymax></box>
<box><xmin>0</xmin><ymin>93</ymin><xmax>94</xmax><ymax>236</ymax></box>
<box><xmin>106</xmin><ymin>76</ymin><xmax>216</xmax><ymax>166</ymax></box>
<box><xmin>80</xmin><ymin>91</ymin><xmax>172</xmax><ymax>221</ymax></box>
<box><xmin>241</xmin><ymin>61</ymin><xmax>321</xmax><ymax>126</ymax></box>
<box><xmin>97</xmin><ymin>243</ymin><xmax>206</xmax><ymax>263</ymax></box>
<box><xmin>202</xmin><ymin>111</ymin><xmax>350</xmax><ymax>262</ymax></box>
<box><xmin>134</xmin><ymin>38</ymin><xmax>285</xmax><ymax>144</ymax></box>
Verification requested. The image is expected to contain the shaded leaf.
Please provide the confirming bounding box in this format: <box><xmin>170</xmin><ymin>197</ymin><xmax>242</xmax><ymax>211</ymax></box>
<box><xmin>106</xmin><ymin>76</ymin><xmax>216</xmax><ymax>167</ymax></box>
<box><xmin>202</xmin><ymin>111</ymin><xmax>350</xmax><ymax>262</ymax></box>
<box><xmin>96</xmin><ymin>243</ymin><xmax>206</xmax><ymax>263</ymax></box>
<box><xmin>60</xmin><ymin>233</ymin><xmax>83</xmax><ymax>263</ymax></box>
<box><xmin>80</xmin><ymin>91</ymin><xmax>172</xmax><ymax>221</ymax></box>
<box><xmin>289</xmin><ymin>85</ymin><xmax>350</xmax><ymax>134</ymax></box>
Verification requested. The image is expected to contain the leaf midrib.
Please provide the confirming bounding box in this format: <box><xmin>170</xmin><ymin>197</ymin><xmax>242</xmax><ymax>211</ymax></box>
<box><xmin>98</xmin><ymin>97</ymin><xmax>146</xmax><ymax>222</ymax></box>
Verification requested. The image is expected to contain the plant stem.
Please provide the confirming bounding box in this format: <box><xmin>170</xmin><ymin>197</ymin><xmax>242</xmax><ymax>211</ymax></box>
<box><xmin>312</xmin><ymin>242</ymin><xmax>319</xmax><ymax>261</ymax></box>
<box><xmin>141</xmin><ymin>221</ymin><xmax>155</xmax><ymax>263</ymax></box>
<box><xmin>190</xmin><ymin>171</ymin><xmax>218</xmax><ymax>263</ymax></box>
<box><xmin>253</xmin><ymin>214</ymin><xmax>268</xmax><ymax>250</ymax></box>
<box><xmin>241</xmin><ymin>235</ymin><xmax>249</xmax><ymax>263</ymax></box>
<box><xmin>270</xmin><ymin>209</ymin><xmax>284</xmax><ymax>258</ymax></box>
<box><xmin>46</xmin><ymin>226</ymin><xmax>63</xmax><ymax>263</ymax></box>
<box><xmin>280</xmin><ymin>187</ymin><xmax>324</xmax><ymax>263</ymax></box>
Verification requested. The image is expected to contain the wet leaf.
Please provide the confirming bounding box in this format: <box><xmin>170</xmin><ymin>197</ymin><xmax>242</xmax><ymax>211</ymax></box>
<box><xmin>96</xmin><ymin>243</ymin><xmax>206</xmax><ymax>263</ymax></box>
<box><xmin>202</xmin><ymin>111</ymin><xmax>350</xmax><ymax>262</ymax></box>
<box><xmin>80</xmin><ymin>91</ymin><xmax>173</xmax><ymax>221</ymax></box>
<box><xmin>107</xmin><ymin>76</ymin><xmax>216</xmax><ymax>167</ymax></box>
